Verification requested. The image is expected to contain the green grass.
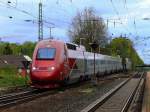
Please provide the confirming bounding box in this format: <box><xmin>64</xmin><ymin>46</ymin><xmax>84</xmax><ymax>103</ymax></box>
<box><xmin>0</xmin><ymin>66</ymin><xmax>29</xmax><ymax>88</ymax></box>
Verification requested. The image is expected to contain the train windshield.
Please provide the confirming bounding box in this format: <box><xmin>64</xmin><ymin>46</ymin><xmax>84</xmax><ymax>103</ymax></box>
<box><xmin>37</xmin><ymin>48</ymin><xmax>56</xmax><ymax>60</ymax></box>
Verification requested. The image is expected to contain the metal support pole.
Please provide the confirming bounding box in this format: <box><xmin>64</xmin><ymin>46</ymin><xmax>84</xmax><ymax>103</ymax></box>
<box><xmin>90</xmin><ymin>41</ymin><xmax>98</xmax><ymax>86</ymax></box>
<box><xmin>93</xmin><ymin>50</ymin><xmax>98</xmax><ymax>85</ymax></box>
<box><xmin>94</xmin><ymin>51</ymin><xmax>96</xmax><ymax>81</ymax></box>
<box><xmin>49</xmin><ymin>26</ymin><xmax>55</xmax><ymax>39</ymax></box>
<box><xmin>38</xmin><ymin>2</ymin><xmax>43</xmax><ymax>41</ymax></box>
<box><xmin>50</xmin><ymin>27</ymin><xmax>52</xmax><ymax>39</ymax></box>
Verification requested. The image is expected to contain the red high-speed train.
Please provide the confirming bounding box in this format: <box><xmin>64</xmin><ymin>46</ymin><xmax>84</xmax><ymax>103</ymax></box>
<box><xmin>30</xmin><ymin>39</ymin><xmax>131</xmax><ymax>88</ymax></box>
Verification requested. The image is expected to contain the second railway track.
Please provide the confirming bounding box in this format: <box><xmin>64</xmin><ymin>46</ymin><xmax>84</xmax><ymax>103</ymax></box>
<box><xmin>81</xmin><ymin>72</ymin><xmax>145</xmax><ymax>112</ymax></box>
<box><xmin>0</xmin><ymin>88</ymin><xmax>59</xmax><ymax>109</ymax></box>
<box><xmin>0</xmin><ymin>72</ymin><xmax>138</xmax><ymax>111</ymax></box>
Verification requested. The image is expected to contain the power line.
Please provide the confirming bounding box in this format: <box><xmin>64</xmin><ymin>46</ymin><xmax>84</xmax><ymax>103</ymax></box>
<box><xmin>54</xmin><ymin>0</ymin><xmax>75</xmax><ymax>18</ymax></box>
<box><xmin>0</xmin><ymin>0</ymin><xmax>73</xmax><ymax>28</ymax></box>
<box><xmin>43</xmin><ymin>15</ymin><xmax>71</xmax><ymax>25</ymax></box>
<box><xmin>122</xmin><ymin>0</ymin><xmax>139</xmax><ymax>36</ymax></box>
<box><xmin>133</xmin><ymin>19</ymin><xmax>138</xmax><ymax>36</ymax></box>
<box><xmin>0</xmin><ymin>1</ymin><xmax>55</xmax><ymax>27</ymax></box>
<box><xmin>109</xmin><ymin>0</ymin><xmax>132</xmax><ymax>35</ymax></box>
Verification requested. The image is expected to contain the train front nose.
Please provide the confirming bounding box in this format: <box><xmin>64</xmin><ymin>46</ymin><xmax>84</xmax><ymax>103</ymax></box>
<box><xmin>30</xmin><ymin>66</ymin><xmax>60</xmax><ymax>88</ymax></box>
<box><xmin>30</xmin><ymin>46</ymin><xmax>61</xmax><ymax>88</ymax></box>
<box><xmin>30</xmin><ymin>66</ymin><xmax>58</xmax><ymax>81</ymax></box>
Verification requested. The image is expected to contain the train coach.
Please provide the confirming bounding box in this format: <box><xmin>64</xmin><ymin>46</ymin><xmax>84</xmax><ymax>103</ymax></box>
<box><xmin>30</xmin><ymin>39</ymin><xmax>131</xmax><ymax>88</ymax></box>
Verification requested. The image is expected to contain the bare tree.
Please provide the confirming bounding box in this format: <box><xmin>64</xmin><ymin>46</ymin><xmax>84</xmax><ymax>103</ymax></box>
<box><xmin>68</xmin><ymin>7</ymin><xmax>108</xmax><ymax>51</ymax></box>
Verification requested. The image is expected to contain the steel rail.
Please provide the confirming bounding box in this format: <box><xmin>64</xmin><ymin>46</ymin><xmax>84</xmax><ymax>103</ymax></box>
<box><xmin>121</xmin><ymin>72</ymin><xmax>145</xmax><ymax>112</ymax></box>
<box><xmin>81</xmin><ymin>72</ymin><xmax>142</xmax><ymax>112</ymax></box>
<box><xmin>0</xmin><ymin>89</ymin><xmax>57</xmax><ymax>109</ymax></box>
<box><xmin>0</xmin><ymin>72</ymin><xmax>136</xmax><ymax>110</ymax></box>
<box><xmin>0</xmin><ymin>89</ymin><xmax>38</xmax><ymax>100</ymax></box>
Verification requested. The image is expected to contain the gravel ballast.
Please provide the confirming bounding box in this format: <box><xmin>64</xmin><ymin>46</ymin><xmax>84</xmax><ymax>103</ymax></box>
<box><xmin>1</xmin><ymin>78</ymin><xmax>127</xmax><ymax>112</ymax></box>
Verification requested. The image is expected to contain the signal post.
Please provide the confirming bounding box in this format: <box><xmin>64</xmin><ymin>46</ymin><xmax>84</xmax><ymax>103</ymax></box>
<box><xmin>90</xmin><ymin>41</ymin><xmax>99</xmax><ymax>86</ymax></box>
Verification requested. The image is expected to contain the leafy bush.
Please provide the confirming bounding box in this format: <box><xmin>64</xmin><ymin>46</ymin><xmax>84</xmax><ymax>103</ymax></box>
<box><xmin>0</xmin><ymin>66</ymin><xmax>29</xmax><ymax>88</ymax></box>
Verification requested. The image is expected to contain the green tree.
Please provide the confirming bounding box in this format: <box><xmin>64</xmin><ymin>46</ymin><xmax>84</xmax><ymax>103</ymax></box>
<box><xmin>108</xmin><ymin>37</ymin><xmax>144</xmax><ymax>68</ymax></box>
<box><xmin>0</xmin><ymin>42</ymin><xmax>6</xmax><ymax>55</ymax></box>
<box><xmin>0</xmin><ymin>41</ymin><xmax>36</xmax><ymax>58</ymax></box>
<box><xmin>21</xmin><ymin>41</ymin><xmax>36</xmax><ymax>57</ymax></box>
<box><xmin>10</xmin><ymin>43</ymin><xmax>22</xmax><ymax>55</ymax></box>
<box><xmin>3</xmin><ymin>43</ymin><xmax>13</xmax><ymax>55</ymax></box>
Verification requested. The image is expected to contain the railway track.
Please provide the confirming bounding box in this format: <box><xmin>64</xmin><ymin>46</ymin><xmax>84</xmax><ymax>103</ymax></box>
<box><xmin>0</xmin><ymin>72</ymin><xmax>134</xmax><ymax>110</ymax></box>
<box><xmin>81</xmin><ymin>72</ymin><xmax>145</xmax><ymax>112</ymax></box>
<box><xmin>0</xmin><ymin>88</ymin><xmax>59</xmax><ymax>109</ymax></box>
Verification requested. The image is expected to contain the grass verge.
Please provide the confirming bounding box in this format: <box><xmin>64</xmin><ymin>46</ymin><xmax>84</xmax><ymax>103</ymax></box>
<box><xmin>0</xmin><ymin>66</ymin><xmax>29</xmax><ymax>88</ymax></box>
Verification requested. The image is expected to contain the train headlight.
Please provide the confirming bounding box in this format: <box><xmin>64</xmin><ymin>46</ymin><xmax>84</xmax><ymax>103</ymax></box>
<box><xmin>48</xmin><ymin>66</ymin><xmax>55</xmax><ymax>71</ymax></box>
<box><xmin>51</xmin><ymin>66</ymin><xmax>55</xmax><ymax>70</ymax></box>
<box><xmin>32</xmin><ymin>67</ymin><xmax>37</xmax><ymax>71</ymax></box>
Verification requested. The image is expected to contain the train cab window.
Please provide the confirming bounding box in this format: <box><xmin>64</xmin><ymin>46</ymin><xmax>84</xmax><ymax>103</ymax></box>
<box><xmin>66</xmin><ymin>43</ymin><xmax>77</xmax><ymax>50</ymax></box>
<box><xmin>37</xmin><ymin>48</ymin><xmax>56</xmax><ymax>60</ymax></box>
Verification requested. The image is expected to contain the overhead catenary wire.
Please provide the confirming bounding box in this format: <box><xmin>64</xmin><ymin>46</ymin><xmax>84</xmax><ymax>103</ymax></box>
<box><xmin>0</xmin><ymin>0</ymin><xmax>55</xmax><ymax>27</ymax></box>
<box><xmin>0</xmin><ymin>0</ymin><xmax>74</xmax><ymax>41</ymax></box>
<box><xmin>0</xmin><ymin>0</ymin><xmax>149</xmax><ymax>45</ymax></box>
<box><xmin>54</xmin><ymin>0</ymin><xmax>75</xmax><ymax>18</ymax></box>
<box><xmin>128</xmin><ymin>0</ymin><xmax>150</xmax><ymax>46</ymax></box>
<box><xmin>122</xmin><ymin>1</ymin><xmax>149</xmax><ymax>49</ymax></box>
<box><xmin>108</xmin><ymin>0</ymin><xmax>145</xmax><ymax>50</ymax></box>
<box><xmin>109</xmin><ymin>0</ymin><xmax>132</xmax><ymax>35</ymax></box>
<box><xmin>0</xmin><ymin>0</ymin><xmax>75</xmax><ymax>28</ymax></box>
<box><xmin>110</xmin><ymin>0</ymin><xmax>148</xmax><ymax>51</ymax></box>
<box><xmin>122</xmin><ymin>0</ymin><xmax>139</xmax><ymax>37</ymax></box>
<box><xmin>0</xmin><ymin>0</ymin><xmax>140</xmax><ymax>40</ymax></box>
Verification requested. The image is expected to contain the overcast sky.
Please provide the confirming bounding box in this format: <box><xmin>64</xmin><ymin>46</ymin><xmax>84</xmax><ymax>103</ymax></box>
<box><xmin>0</xmin><ymin>0</ymin><xmax>150</xmax><ymax>64</ymax></box>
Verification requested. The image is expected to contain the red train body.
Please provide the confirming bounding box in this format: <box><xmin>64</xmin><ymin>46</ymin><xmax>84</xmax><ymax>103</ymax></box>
<box><xmin>30</xmin><ymin>40</ymin><xmax>70</xmax><ymax>88</ymax></box>
<box><xmin>30</xmin><ymin>39</ymin><xmax>131</xmax><ymax>88</ymax></box>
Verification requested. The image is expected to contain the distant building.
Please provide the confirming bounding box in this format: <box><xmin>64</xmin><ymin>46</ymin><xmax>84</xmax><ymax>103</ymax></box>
<box><xmin>0</xmin><ymin>55</ymin><xmax>32</xmax><ymax>76</ymax></box>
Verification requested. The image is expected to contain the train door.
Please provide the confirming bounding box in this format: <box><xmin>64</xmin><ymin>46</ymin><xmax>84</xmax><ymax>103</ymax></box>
<box><xmin>63</xmin><ymin>45</ymin><xmax>70</xmax><ymax>78</ymax></box>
